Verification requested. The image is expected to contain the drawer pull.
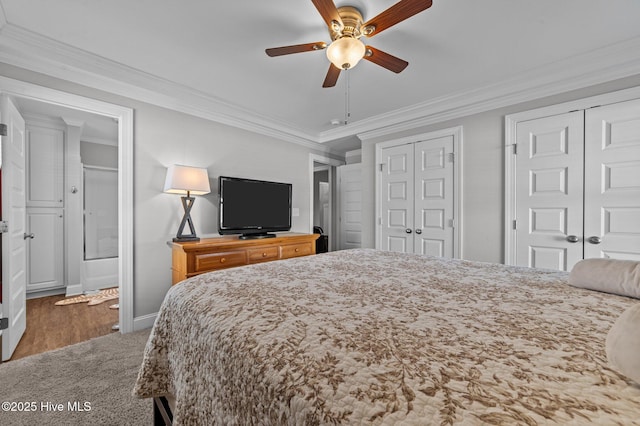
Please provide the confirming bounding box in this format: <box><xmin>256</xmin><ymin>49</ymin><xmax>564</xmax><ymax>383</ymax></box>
<box><xmin>295</xmin><ymin>248</ymin><xmax>300</xmax><ymax>252</ymax></box>
<box><xmin>262</xmin><ymin>252</ymin><xmax>267</xmax><ymax>257</ymax></box>
<box><xmin>220</xmin><ymin>258</ymin><xmax>226</xmax><ymax>263</ymax></box>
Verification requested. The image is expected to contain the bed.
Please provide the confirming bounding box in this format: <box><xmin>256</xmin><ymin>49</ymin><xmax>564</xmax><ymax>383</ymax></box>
<box><xmin>134</xmin><ymin>249</ymin><xmax>640</xmax><ymax>425</ymax></box>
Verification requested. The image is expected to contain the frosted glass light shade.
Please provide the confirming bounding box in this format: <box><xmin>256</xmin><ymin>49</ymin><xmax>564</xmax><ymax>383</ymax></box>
<box><xmin>163</xmin><ymin>165</ymin><xmax>211</xmax><ymax>195</ymax></box>
<box><xmin>326</xmin><ymin>37</ymin><xmax>366</xmax><ymax>70</ymax></box>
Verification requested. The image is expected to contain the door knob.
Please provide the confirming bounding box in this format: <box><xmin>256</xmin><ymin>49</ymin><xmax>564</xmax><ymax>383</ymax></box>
<box><xmin>405</xmin><ymin>228</ymin><xmax>412</xmax><ymax>234</ymax></box>
<box><xmin>588</xmin><ymin>236</ymin><xmax>602</xmax><ymax>245</ymax></box>
<box><xmin>566</xmin><ymin>235</ymin><xmax>579</xmax><ymax>243</ymax></box>
<box><xmin>24</xmin><ymin>233</ymin><xmax>35</xmax><ymax>240</ymax></box>
<box><xmin>415</xmin><ymin>229</ymin><xmax>422</xmax><ymax>234</ymax></box>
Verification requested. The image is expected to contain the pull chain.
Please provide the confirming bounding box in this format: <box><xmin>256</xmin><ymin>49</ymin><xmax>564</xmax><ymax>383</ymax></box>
<box><xmin>344</xmin><ymin>70</ymin><xmax>351</xmax><ymax>125</ymax></box>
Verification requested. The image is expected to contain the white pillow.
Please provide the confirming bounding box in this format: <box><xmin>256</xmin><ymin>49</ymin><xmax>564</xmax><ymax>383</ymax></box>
<box><xmin>606</xmin><ymin>304</ymin><xmax>640</xmax><ymax>384</ymax></box>
<box><xmin>569</xmin><ymin>258</ymin><xmax>640</xmax><ymax>299</ymax></box>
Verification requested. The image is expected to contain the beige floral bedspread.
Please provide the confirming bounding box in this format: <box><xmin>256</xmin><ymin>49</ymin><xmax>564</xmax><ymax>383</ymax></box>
<box><xmin>134</xmin><ymin>249</ymin><xmax>640</xmax><ymax>425</ymax></box>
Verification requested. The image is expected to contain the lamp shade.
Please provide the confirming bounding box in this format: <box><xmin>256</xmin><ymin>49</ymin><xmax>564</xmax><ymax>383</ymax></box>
<box><xmin>163</xmin><ymin>165</ymin><xmax>211</xmax><ymax>195</ymax></box>
<box><xmin>326</xmin><ymin>37</ymin><xmax>366</xmax><ymax>70</ymax></box>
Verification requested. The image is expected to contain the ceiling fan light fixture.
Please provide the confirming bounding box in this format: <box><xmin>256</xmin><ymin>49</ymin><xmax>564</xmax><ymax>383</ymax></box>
<box><xmin>326</xmin><ymin>37</ymin><xmax>366</xmax><ymax>70</ymax></box>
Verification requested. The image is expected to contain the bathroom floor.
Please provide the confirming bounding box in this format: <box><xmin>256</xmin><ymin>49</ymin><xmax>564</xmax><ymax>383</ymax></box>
<box><xmin>5</xmin><ymin>293</ymin><xmax>119</xmax><ymax>362</ymax></box>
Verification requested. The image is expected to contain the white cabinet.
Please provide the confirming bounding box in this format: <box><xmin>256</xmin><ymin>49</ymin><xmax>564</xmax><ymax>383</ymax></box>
<box><xmin>26</xmin><ymin>208</ymin><xmax>64</xmax><ymax>292</ymax></box>
<box><xmin>26</xmin><ymin>125</ymin><xmax>64</xmax><ymax>208</ymax></box>
<box><xmin>24</xmin><ymin>122</ymin><xmax>65</xmax><ymax>293</ymax></box>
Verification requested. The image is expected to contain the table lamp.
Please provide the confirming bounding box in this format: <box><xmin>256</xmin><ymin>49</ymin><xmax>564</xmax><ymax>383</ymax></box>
<box><xmin>164</xmin><ymin>164</ymin><xmax>210</xmax><ymax>242</ymax></box>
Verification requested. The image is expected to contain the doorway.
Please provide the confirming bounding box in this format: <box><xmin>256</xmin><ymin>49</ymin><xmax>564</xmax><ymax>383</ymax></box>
<box><xmin>0</xmin><ymin>76</ymin><xmax>133</xmax><ymax>361</ymax></box>
<box><xmin>309</xmin><ymin>154</ymin><xmax>344</xmax><ymax>252</ymax></box>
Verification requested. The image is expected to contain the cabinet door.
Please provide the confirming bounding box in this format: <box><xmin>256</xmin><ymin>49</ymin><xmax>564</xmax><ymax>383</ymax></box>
<box><xmin>26</xmin><ymin>208</ymin><xmax>64</xmax><ymax>292</ymax></box>
<box><xmin>584</xmin><ymin>99</ymin><xmax>640</xmax><ymax>261</ymax></box>
<box><xmin>26</xmin><ymin>125</ymin><xmax>64</xmax><ymax>208</ymax></box>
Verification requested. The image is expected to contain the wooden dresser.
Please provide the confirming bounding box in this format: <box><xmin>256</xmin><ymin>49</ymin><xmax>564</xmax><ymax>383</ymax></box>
<box><xmin>170</xmin><ymin>233</ymin><xmax>319</xmax><ymax>284</ymax></box>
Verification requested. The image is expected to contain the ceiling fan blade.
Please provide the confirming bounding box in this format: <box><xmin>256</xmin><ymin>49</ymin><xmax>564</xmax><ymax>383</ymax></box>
<box><xmin>265</xmin><ymin>42</ymin><xmax>327</xmax><ymax>57</ymax></box>
<box><xmin>311</xmin><ymin>0</ymin><xmax>343</xmax><ymax>29</ymax></box>
<box><xmin>364</xmin><ymin>46</ymin><xmax>408</xmax><ymax>73</ymax></box>
<box><xmin>362</xmin><ymin>0</ymin><xmax>432</xmax><ymax>37</ymax></box>
<box><xmin>322</xmin><ymin>64</ymin><xmax>341</xmax><ymax>88</ymax></box>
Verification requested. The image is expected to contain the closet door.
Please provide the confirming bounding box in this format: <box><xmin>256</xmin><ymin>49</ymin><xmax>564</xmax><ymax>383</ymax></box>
<box><xmin>413</xmin><ymin>137</ymin><xmax>454</xmax><ymax>257</ymax></box>
<box><xmin>379</xmin><ymin>138</ymin><xmax>455</xmax><ymax>256</ymax></box>
<box><xmin>515</xmin><ymin>111</ymin><xmax>584</xmax><ymax>270</ymax></box>
<box><xmin>380</xmin><ymin>143</ymin><xmax>415</xmax><ymax>252</ymax></box>
<box><xmin>584</xmin><ymin>99</ymin><xmax>640</xmax><ymax>261</ymax></box>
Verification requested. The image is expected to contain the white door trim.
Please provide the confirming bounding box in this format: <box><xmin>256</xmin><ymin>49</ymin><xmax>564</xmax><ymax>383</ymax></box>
<box><xmin>374</xmin><ymin>126</ymin><xmax>463</xmax><ymax>258</ymax></box>
<box><xmin>308</xmin><ymin>154</ymin><xmax>344</xmax><ymax>250</ymax></box>
<box><xmin>504</xmin><ymin>86</ymin><xmax>640</xmax><ymax>265</ymax></box>
<box><xmin>0</xmin><ymin>76</ymin><xmax>134</xmax><ymax>333</ymax></box>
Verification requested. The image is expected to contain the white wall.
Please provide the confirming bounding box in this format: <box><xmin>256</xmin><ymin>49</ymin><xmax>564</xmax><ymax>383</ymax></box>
<box><xmin>360</xmin><ymin>75</ymin><xmax>640</xmax><ymax>263</ymax></box>
<box><xmin>0</xmin><ymin>62</ymin><xmax>337</xmax><ymax>319</ymax></box>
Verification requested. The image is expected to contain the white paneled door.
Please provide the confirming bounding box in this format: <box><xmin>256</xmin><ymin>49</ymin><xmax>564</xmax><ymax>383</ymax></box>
<box><xmin>515</xmin><ymin>111</ymin><xmax>585</xmax><ymax>270</ymax></box>
<box><xmin>584</xmin><ymin>99</ymin><xmax>640</xmax><ymax>261</ymax></box>
<box><xmin>514</xmin><ymin>98</ymin><xmax>640</xmax><ymax>271</ymax></box>
<box><xmin>1</xmin><ymin>95</ymin><xmax>27</xmax><ymax>361</ymax></box>
<box><xmin>337</xmin><ymin>163</ymin><xmax>362</xmax><ymax>250</ymax></box>
<box><xmin>379</xmin><ymin>136</ymin><xmax>455</xmax><ymax>257</ymax></box>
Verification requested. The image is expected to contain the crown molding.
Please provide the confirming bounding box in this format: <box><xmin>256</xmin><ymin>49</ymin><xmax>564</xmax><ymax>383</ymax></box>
<box><xmin>0</xmin><ymin>24</ymin><xmax>333</xmax><ymax>152</ymax></box>
<box><xmin>339</xmin><ymin>36</ymin><xmax>640</xmax><ymax>142</ymax></box>
<box><xmin>1</xmin><ymin>22</ymin><xmax>639</xmax><ymax>149</ymax></box>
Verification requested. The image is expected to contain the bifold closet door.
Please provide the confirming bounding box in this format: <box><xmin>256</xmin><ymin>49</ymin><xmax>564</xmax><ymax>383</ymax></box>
<box><xmin>584</xmin><ymin>98</ymin><xmax>640</xmax><ymax>261</ymax></box>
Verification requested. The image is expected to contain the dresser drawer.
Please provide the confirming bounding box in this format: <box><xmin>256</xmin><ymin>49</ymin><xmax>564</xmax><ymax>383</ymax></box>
<box><xmin>195</xmin><ymin>251</ymin><xmax>247</xmax><ymax>272</ymax></box>
<box><xmin>280</xmin><ymin>242</ymin><xmax>313</xmax><ymax>259</ymax></box>
<box><xmin>247</xmin><ymin>246</ymin><xmax>279</xmax><ymax>263</ymax></box>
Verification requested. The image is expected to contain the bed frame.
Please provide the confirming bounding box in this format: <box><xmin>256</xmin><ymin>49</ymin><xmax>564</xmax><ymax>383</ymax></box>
<box><xmin>153</xmin><ymin>397</ymin><xmax>173</xmax><ymax>426</ymax></box>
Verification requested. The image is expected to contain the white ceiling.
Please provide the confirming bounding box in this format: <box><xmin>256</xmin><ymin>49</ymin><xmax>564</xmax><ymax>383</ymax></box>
<box><xmin>1</xmin><ymin>0</ymin><xmax>640</xmax><ymax>153</ymax></box>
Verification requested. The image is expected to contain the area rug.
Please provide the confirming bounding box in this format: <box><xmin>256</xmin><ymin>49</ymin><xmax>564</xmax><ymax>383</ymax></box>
<box><xmin>54</xmin><ymin>288</ymin><xmax>119</xmax><ymax>306</ymax></box>
<box><xmin>0</xmin><ymin>329</ymin><xmax>152</xmax><ymax>425</ymax></box>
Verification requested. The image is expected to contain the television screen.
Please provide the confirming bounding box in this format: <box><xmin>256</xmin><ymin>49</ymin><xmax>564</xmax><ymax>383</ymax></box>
<box><xmin>218</xmin><ymin>176</ymin><xmax>292</xmax><ymax>239</ymax></box>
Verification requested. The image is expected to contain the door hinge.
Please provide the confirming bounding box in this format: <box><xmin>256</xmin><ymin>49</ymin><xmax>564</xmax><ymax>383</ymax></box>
<box><xmin>379</xmin><ymin>163</ymin><xmax>384</xmax><ymax>172</ymax></box>
<box><xmin>0</xmin><ymin>221</ymin><xmax>8</xmax><ymax>233</ymax></box>
<box><xmin>0</xmin><ymin>123</ymin><xmax>7</xmax><ymax>137</ymax></box>
<box><xmin>513</xmin><ymin>219</ymin><xmax>517</xmax><ymax>229</ymax></box>
<box><xmin>378</xmin><ymin>217</ymin><xmax>383</xmax><ymax>225</ymax></box>
<box><xmin>447</xmin><ymin>152</ymin><xmax>455</xmax><ymax>163</ymax></box>
<box><xmin>449</xmin><ymin>218</ymin><xmax>456</xmax><ymax>228</ymax></box>
<box><xmin>0</xmin><ymin>318</ymin><xmax>8</xmax><ymax>331</ymax></box>
<box><xmin>512</xmin><ymin>143</ymin><xmax>518</xmax><ymax>155</ymax></box>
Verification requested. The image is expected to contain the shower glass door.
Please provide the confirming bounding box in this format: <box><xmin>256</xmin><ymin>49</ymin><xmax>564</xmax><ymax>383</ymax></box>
<box><xmin>84</xmin><ymin>167</ymin><xmax>118</xmax><ymax>260</ymax></box>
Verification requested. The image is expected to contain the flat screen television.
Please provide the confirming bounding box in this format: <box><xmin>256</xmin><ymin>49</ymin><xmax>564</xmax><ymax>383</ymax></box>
<box><xmin>218</xmin><ymin>176</ymin><xmax>292</xmax><ymax>239</ymax></box>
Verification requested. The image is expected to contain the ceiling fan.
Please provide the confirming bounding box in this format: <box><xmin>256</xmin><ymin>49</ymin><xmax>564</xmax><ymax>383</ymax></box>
<box><xmin>265</xmin><ymin>0</ymin><xmax>433</xmax><ymax>88</ymax></box>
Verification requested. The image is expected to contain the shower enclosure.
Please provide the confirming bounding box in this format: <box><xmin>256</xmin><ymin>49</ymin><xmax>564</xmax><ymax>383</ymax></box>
<box><xmin>82</xmin><ymin>166</ymin><xmax>118</xmax><ymax>292</ymax></box>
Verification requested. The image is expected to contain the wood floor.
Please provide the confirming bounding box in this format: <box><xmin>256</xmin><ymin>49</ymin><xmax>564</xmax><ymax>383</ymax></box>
<box><xmin>4</xmin><ymin>293</ymin><xmax>119</xmax><ymax>362</ymax></box>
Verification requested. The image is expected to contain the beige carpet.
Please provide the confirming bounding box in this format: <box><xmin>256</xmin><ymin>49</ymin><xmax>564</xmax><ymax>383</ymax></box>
<box><xmin>54</xmin><ymin>288</ymin><xmax>119</xmax><ymax>306</ymax></box>
<box><xmin>0</xmin><ymin>329</ymin><xmax>152</xmax><ymax>425</ymax></box>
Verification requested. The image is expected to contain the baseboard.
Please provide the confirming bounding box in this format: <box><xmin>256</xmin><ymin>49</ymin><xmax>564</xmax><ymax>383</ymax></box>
<box><xmin>26</xmin><ymin>287</ymin><xmax>66</xmax><ymax>300</ymax></box>
<box><xmin>64</xmin><ymin>284</ymin><xmax>83</xmax><ymax>297</ymax></box>
<box><xmin>133</xmin><ymin>312</ymin><xmax>157</xmax><ymax>332</ymax></box>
